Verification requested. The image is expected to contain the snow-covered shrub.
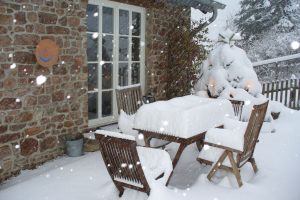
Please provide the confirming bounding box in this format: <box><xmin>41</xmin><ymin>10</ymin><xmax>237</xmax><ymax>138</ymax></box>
<box><xmin>195</xmin><ymin>29</ymin><xmax>262</xmax><ymax>97</ymax></box>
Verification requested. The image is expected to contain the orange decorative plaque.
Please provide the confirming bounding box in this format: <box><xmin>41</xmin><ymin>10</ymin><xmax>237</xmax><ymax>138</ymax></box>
<box><xmin>35</xmin><ymin>39</ymin><xmax>59</xmax><ymax>68</ymax></box>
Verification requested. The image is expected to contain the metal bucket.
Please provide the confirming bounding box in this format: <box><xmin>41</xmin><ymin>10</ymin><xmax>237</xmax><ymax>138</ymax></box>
<box><xmin>65</xmin><ymin>138</ymin><xmax>84</xmax><ymax>157</ymax></box>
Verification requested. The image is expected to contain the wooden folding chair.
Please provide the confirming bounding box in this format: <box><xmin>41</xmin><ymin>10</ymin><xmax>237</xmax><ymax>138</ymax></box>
<box><xmin>116</xmin><ymin>85</ymin><xmax>143</xmax><ymax>115</ymax></box>
<box><xmin>197</xmin><ymin>101</ymin><xmax>269</xmax><ymax>187</ymax></box>
<box><xmin>95</xmin><ymin>130</ymin><xmax>172</xmax><ymax>196</ymax></box>
<box><xmin>229</xmin><ymin>99</ymin><xmax>244</xmax><ymax>121</ymax></box>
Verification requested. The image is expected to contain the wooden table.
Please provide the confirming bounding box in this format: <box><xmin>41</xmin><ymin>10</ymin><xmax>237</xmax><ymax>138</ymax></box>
<box><xmin>133</xmin><ymin>96</ymin><xmax>234</xmax><ymax>185</ymax></box>
<box><xmin>134</xmin><ymin>128</ymin><xmax>208</xmax><ymax>185</ymax></box>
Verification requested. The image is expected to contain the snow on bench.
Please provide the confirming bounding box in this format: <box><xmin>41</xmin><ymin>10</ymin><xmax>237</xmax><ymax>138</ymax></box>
<box><xmin>95</xmin><ymin>130</ymin><xmax>135</xmax><ymax>141</ymax></box>
<box><xmin>134</xmin><ymin>95</ymin><xmax>234</xmax><ymax>138</ymax></box>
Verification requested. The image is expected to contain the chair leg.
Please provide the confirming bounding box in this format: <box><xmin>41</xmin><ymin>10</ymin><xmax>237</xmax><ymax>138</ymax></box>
<box><xmin>115</xmin><ymin>182</ymin><xmax>124</xmax><ymax>197</ymax></box>
<box><xmin>144</xmin><ymin>136</ymin><xmax>151</xmax><ymax>147</ymax></box>
<box><xmin>227</xmin><ymin>151</ymin><xmax>243</xmax><ymax>187</ymax></box>
<box><xmin>207</xmin><ymin>150</ymin><xmax>227</xmax><ymax>181</ymax></box>
<box><xmin>249</xmin><ymin>158</ymin><xmax>258</xmax><ymax>173</ymax></box>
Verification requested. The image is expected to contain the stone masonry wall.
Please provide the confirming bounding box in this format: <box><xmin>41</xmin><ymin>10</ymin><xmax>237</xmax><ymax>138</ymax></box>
<box><xmin>0</xmin><ymin>0</ymin><xmax>88</xmax><ymax>182</ymax></box>
<box><xmin>0</xmin><ymin>0</ymin><xmax>190</xmax><ymax>182</ymax></box>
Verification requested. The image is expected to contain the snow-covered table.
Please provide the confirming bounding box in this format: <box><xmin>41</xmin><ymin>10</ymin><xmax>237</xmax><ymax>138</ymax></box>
<box><xmin>133</xmin><ymin>95</ymin><xmax>234</xmax><ymax>185</ymax></box>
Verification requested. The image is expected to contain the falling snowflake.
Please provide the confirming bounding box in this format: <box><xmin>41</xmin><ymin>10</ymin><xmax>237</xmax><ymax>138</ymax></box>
<box><xmin>36</xmin><ymin>75</ymin><xmax>47</xmax><ymax>85</ymax></box>
<box><xmin>121</xmin><ymin>163</ymin><xmax>127</xmax><ymax>168</ymax></box>
<box><xmin>290</xmin><ymin>41</ymin><xmax>299</xmax><ymax>50</ymax></box>
<box><xmin>92</xmin><ymin>33</ymin><xmax>99</xmax><ymax>39</ymax></box>
<box><xmin>10</xmin><ymin>63</ymin><xmax>16</xmax><ymax>69</ymax></box>
<box><xmin>138</xmin><ymin>134</ymin><xmax>144</xmax><ymax>140</ymax></box>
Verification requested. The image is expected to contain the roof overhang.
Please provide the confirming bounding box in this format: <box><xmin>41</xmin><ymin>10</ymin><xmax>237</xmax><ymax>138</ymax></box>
<box><xmin>162</xmin><ymin>0</ymin><xmax>226</xmax><ymax>14</ymax></box>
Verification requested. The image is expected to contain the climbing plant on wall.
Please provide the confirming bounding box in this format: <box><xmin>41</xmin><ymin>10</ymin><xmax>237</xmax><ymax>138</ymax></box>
<box><xmin>166</xmin><ymin>19</ymin><xmax>210</xmax><ymax>99</ymax></box>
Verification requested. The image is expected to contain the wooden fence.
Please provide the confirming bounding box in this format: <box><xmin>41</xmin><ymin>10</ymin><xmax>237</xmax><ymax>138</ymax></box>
<box><xmin>262</xmin><ymin>79</ymin><xmax>300</xmax><ymax>110</ymax></box>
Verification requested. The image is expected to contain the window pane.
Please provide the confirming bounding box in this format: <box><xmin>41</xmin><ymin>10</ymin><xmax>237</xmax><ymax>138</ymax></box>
<box><xmin>88</xmin><ymin>64</ymin><xmax>98</xmax><ymax>91</ymax></box>
<box><xmin>102</xmin><ymin>91</ymin><xmax>112</xmax><ymax>117</ymax></box>
<box><xmin>103</xmin><ymin>7</ymin><xmax>113</xmax><ymax>34</ymax></box>
<box><xmin>87</xmin><ymin>4</ymin><xmax>99</xmax><ymax>32</ymax></box>
<box><xmin>132</xmin><ymin>63</ymin><xmax>140</xmax><ymax>84</ymax></box>
<box><xmin>132</xmin><ymin>12</ymin><xmax>141</xmax><ymax>36</ymax></box>
<box><xmin>88</xmin><ymin>93</ymin><xmax>98</xmax><ymax>120</ymax></box>
<box><xmin>132</xmin><ymin>37</ymin><xmax>140</xmax><ymax>61</ymax></box>
<box><xmin>119</xmin><ymin>37</ymin><xmax>128</xmax><ymax>61</ymax></box>
<box><xmin>119</xmin><ymin>10</ymin><xmax>129</xmax><ymax>35</ymax></box>
<box><xmin>102</xmin><ymin>63</ymin><xmax>113</xmax><ymax>89</ymax></box>
<box><xmin>102</xmin><ymin>35</ymin><xmax>113</xmax><ymax>61</ymax></box>
<box><xmin>119</xmin><ymin>63</ymin><xmax>128</xmax><ymax>86</ymax></box>
<box><xmin>87</xmin><ymin>34</ymin><xmax>98</xmax><ymax>61</ymax></box>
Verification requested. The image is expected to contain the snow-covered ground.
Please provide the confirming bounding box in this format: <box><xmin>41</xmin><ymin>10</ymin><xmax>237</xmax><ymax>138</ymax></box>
<box><xmin>1</xmin><ymin>106</ymin><xmax>300</xmax><ymax>200</ymax></box>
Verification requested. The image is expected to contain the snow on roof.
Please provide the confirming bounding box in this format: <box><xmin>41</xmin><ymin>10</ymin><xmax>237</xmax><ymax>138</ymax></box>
<box><xmin>161</xmin><ymin>0</ymin><xmax>226</xmax><ymax>13</ymax></box>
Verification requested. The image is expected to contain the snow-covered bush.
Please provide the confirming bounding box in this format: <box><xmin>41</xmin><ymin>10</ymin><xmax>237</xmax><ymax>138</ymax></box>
<box><xmin>195</xmin><ymin>29</ymin><xmax>262</xmax><ymax>97</ymax></box>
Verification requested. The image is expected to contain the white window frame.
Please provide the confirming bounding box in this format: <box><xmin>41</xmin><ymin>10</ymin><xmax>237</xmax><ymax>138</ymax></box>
<box><xmin>88</xmin><ymin>0</ymin><xmax>146</xmax><ymax>128</ymax></box>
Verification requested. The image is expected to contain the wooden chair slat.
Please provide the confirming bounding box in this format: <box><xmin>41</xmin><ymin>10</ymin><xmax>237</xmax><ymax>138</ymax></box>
<box><xmin>116</xmin><ymin>85</ymin><xmax>143</xmax><ymax>115</ymax></box>
<box><xmin>229</xmin><ymin>100</ymin><xmax>244</xmax><ymax>121</ymax></box>
<box><xmin>96</xmin><ymin>134</ymin><xmax>151</xmax><ymax>196</ymax></box>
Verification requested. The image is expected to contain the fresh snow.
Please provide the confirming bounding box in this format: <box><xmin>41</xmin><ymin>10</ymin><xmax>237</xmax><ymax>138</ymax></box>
<box><xmin>195</xmin><ymin>29</ymin><xmax>262</xmax><ymax>97</ymax></box>
<box><xmin>95</xmin><ymin>130</ymin><xmax>135</xmax><ymax>141</ymax></box>
<box><xmin>204</xmin><ymin>127</ymin><xmax>244</xmax><ymax>151</ymax></box>
<box><xmin>134</xmin><ymin>95</ymin><xmax>234</xmax><ymax>138</ymax></box>
<box><xmin>1</xmin><ymin>107</ymin><xmax>300</xmax><ymax>200</ymax></box>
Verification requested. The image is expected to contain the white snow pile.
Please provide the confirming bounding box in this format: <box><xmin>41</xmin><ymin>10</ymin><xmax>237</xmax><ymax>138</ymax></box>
<box><xmin>118</xmin><ymin>110</ymin><xmax>139</xmax><ymax>138</ymax></box>
<box><xmin>134</xmin><ymin>95</ymin><xmax>234</xmax><ymax>138</ymax></box>
<box><xmin>195</xmin><ymin>29</ymin><xmax>262</xmax><ymax>98</ymax></box>
<box><xmin>1</xmin><ymin>106</ymin><xmax>300</xmax><ymax>200</ymax></box>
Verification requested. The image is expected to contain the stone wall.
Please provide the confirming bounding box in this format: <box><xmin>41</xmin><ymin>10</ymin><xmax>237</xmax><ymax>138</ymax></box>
<box><xmin>0</xmin><ymin>0</ymin><xmax>88</xmax><ymax>182</ymax></box>
<box><xmin>0</xmin><ymin>0</ymin><xmax>190</xmax><ymax>182</ymax></box>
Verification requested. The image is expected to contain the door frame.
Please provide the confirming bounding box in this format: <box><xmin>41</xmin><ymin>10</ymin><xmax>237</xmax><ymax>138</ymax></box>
<box><xmin>88</xmin><ymin>0</ymin><xmax>146</xmax><ymax>128</ymax></box>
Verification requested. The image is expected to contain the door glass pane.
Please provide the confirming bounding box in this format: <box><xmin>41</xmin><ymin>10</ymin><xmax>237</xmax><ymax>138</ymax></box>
<box><xmin>102</xmin><ymin>91</ymin><xmax>112</xmax><ymax>117</ymax></box>
<box><xmin>87</xmin><ymin>4</ymin><xmax>99</xmax><ymax>32</ymax></box>
<box><xmin>119</xmin><ymin>63</ymin><xmax>128</xmax><ymax>86</ymax></box>
<box><xmin>88</xmin><ymin>64</ymin><xmax>98</xmax><ymax>91</ymax></box>
<box><xmin>132</xmin><ymin>12</ymin><xmax>141</xmax><ymax>36</ymax></box>
<box><xmin>87</xmin><ymin>34</ymin><xmax>98</xmax><ymax>61</ymax></box>
<box><xmin>102</xmin><ymin>63</ymin><xmax>113</xmax><ymax>89</ymax></box>
<box><xmin>103</xmin><ymin>7</ymin><xmax>113</xmax><ymax>34</ymax></box>
<box><xmin>119</xmin><ymin>37</ymin><xmax>128</xmax><ymax>61</ymax></box>
<box><xmin>132</xmin><ymin>63</ymin><xmax>140</xmax><ymax>84</ymax></box>
<box><xmin>119</xmin><ymin>10</ymin><xmax>129</xmax><ymax>35</ymax></box>
<box><xmin>88</xmin><ymin>93</ymin><xmax>98</xmax><ymax>120</ymax></box>
<box><xmin>132</xmin><ymin>37</ymin><xmax>140</xmax><ymax>61</ymax></box>
<box><xmin>102</xmin><ymin>35</ymin><xmax>113</xmax><ymax>61</ymax></box>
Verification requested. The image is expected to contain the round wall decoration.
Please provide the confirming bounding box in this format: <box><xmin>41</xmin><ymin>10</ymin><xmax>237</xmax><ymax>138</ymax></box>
<box><xmin>35</xmin><ymin>39</ymin><xmax>59</xmax><ymax>68</ymax></box>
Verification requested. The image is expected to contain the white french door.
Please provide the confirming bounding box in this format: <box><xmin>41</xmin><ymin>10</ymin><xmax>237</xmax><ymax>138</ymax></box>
<box><xmin>87</xmin><ymin>0</ymin><xmax>145</xmax><ymax>127</ymax></box>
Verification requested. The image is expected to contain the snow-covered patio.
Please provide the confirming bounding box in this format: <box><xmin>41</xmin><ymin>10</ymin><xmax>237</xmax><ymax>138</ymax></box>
<box><xmin>1</xmin><ymin>106</ymin><xmax>300</xmax><ymax>200</ymax></box>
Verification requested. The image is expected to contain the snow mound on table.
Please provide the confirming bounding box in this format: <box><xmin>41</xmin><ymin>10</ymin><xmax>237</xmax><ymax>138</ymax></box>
<box><xmin>134</xmin><ymin>96</ymin><xmax>234</xmax><ymax>138</ymax></box>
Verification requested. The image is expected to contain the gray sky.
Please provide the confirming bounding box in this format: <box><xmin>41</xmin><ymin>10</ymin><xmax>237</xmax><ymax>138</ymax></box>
<box><xmin>191</xmin><ymin>0</ymin><xmax>241</xmax><ymax>41</ymax></box>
